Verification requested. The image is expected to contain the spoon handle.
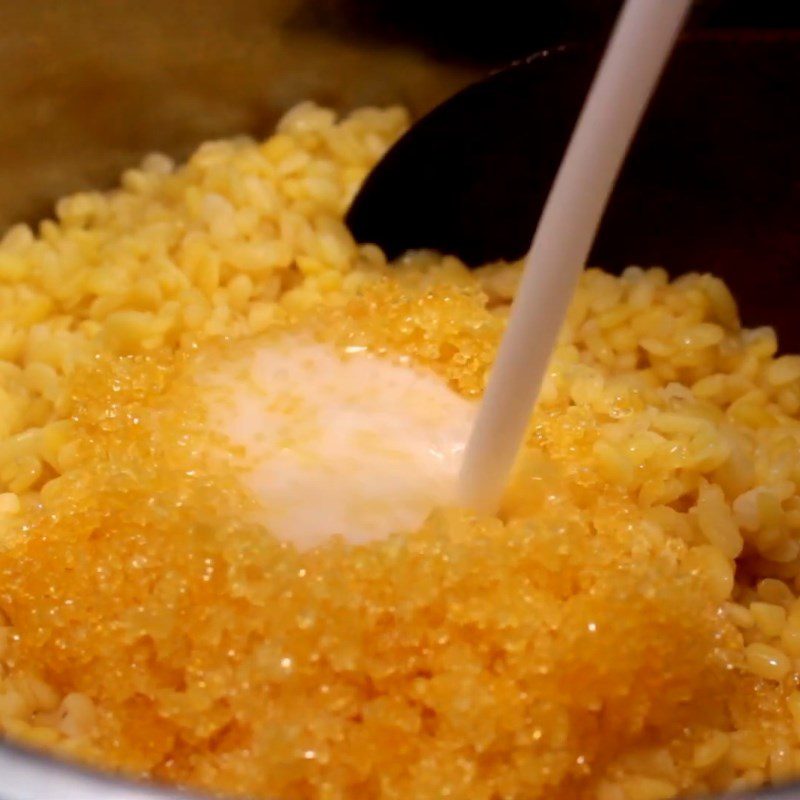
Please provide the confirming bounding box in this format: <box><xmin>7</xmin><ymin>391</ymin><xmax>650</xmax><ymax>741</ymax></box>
<box><xmin>459</xmin><ymin>0</ymin><xmax>692</xmax><ymax>512</ymax></box>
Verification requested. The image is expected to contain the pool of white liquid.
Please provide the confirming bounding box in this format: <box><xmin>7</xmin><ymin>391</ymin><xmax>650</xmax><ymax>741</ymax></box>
<box><xmin>201</xmin><ymin>336</ymin><xmax>476</xmax><ymax>549</ymax></box>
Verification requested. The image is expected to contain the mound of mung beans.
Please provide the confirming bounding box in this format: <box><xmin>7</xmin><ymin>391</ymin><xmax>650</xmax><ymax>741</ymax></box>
<box><xmin>1</xmin><ymin>102</ymin><xmax>800</xmax><ymax>800</ymax></box>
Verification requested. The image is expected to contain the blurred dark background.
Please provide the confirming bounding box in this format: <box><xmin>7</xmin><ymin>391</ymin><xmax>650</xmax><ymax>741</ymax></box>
<box><xmin>0</xmin><ymin>0</ymin><xmax>798</xmax><ymax>228</ymax></box>
<box><xmin>294</xmin><ymin>0</ymin><xmax>800</xmax><ymax>64</ymax></box>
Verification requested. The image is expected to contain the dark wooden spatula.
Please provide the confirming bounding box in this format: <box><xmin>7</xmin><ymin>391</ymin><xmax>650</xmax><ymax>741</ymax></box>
<box><xmin>346</xmin><ymin>32</ymin><xmax>800</xmax><ymax>349</ymax></box>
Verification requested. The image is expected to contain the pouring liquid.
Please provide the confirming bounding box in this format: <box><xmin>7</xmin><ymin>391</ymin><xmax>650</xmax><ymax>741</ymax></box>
<box><xmin>459</xmin><ymin>0</ymin><xmax>692</xmax><ymax>512</ymax></box>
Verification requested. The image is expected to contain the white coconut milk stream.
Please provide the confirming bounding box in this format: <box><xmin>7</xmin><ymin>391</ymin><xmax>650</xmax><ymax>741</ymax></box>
<box><xmin>459</xmin><ymin>0</ymin><xmax>692</xmax><ymax>511</ymax></box>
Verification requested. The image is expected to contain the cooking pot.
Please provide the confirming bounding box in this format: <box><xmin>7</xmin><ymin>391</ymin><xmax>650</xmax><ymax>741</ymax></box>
<box><xmin>0</xmin><ymin>2</ymin><xmax>798</xmax><ymax>798</ymax></box>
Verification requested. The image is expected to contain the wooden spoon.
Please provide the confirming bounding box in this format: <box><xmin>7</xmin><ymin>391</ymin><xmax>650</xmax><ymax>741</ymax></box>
<box><xmin>346</xmin><ymin>32</ymin><xmax>800</xmax><ymax>349</ymax></box>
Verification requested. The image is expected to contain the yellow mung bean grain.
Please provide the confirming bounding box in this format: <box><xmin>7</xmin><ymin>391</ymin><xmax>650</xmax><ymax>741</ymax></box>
<box><xmin>745</xmin><ymin>643</ymin><xmax>792</xmax><ymax>681</ymax></box>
